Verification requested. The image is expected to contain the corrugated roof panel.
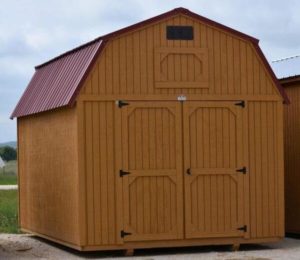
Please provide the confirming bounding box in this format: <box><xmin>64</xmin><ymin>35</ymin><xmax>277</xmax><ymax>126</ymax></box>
<box><xmin>272</xmin><ymin>56</ymin><xmax>300</xmax><ymax>79</ymax></box>
<box><xmin>11</xmin><ymin>40</ymin><xmax>102</xmax><ymax>118</ymax></box>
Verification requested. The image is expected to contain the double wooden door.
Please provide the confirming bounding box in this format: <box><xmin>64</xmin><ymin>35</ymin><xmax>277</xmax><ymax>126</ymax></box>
<box><xmin>115</xmin><ymin>101</ymin><xmax>249</xmax><ymax>242</ymax></box>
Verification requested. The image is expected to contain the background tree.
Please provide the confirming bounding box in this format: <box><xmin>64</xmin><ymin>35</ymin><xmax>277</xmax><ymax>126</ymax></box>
<box><xmin>0</xmin><ymin>146</ymin><xmax>17</xmax><ymax>161</ymax></box>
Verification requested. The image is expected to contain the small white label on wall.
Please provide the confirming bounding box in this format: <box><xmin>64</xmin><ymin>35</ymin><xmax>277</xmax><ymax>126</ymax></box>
<box><xmin>177</xmin><ymin>95</ymin><xmax>187</xmax><ymax>101</ymax></box>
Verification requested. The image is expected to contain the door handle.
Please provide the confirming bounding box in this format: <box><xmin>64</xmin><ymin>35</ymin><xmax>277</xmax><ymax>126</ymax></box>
<box><xmin>186</xmin><ymin>168</ymin><xmax>191</xmax><ymax>175</ymax></box>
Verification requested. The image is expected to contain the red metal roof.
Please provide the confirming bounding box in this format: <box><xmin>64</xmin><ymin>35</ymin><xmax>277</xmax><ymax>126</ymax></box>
<box><xmin>11</xmin><ymin>40</ymin><xmax>103</xmax><ymax>118</ymax></box>
<box><xmin>11</xmin><ymin>7</ymin><xmax>289</xmax><ymax>118</ymax></box>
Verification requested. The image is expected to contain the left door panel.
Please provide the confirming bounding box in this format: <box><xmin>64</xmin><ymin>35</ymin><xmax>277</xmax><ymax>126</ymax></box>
<box><xmin>115</xmin><ymin>101</ymin><xmax>184</xmax><ymax>242</ymax></box>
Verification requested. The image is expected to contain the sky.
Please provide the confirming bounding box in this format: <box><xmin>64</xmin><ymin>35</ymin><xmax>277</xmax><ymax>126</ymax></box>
<box><xmin>0</xmin><ymin>0</ymin><xmax>300</xmax><ymax>143</ymax></box>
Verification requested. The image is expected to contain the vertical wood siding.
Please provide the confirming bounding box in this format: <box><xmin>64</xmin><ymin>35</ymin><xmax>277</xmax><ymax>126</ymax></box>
<box><xmin>248</xmin><ymin>101</ymin><xmax>284</xmax><ymax>238</ymax></box>
<box><xmin>82</xmin><ymin>101</ymin><xmax>116</xmax><ymax>245</ymax></box>
<box><xmin>118</xmin><ymin>102</ymin><xmax>184</xmax><ymax>242</ymax></box>
<box><xmin>183</xmin><ymin>102</ymin><xmax>248</xmax><ymax>239</ymax></box>
<box><xmin>284</xmin><ymin>84</ymin><xmax>300</xmax><ymax>233</ymax></box>
<box><xmin>77</xmin><ymin>13</ymin><xmax>285</xmax><ymax>247</ymax></box>
<box><xmin>18</xmin><ymin>108</ymin><xmax>80</xmax><ymax>245</ymax></box>
<box><xmin>81</xmin><ymin>14</ymin><xmax>278</xmax><ymax>97</ymax></box>
<box><xmin>81</xmin><ymin>100</ymin><xmax>284</xmax><ymax>246</ymax></box>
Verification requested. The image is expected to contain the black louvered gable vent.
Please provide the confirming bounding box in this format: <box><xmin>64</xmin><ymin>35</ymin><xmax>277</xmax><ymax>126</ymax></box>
<box><xmin>167</xmin><ymin>26</ymin><xmax>194</xmax><ymax>40</ymax></box>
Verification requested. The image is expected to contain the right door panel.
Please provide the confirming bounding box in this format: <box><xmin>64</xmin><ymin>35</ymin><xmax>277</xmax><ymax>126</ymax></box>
<box><xmin>183</xmin><ymin>101</ymin><xmax>249</xmax><ymax>239</ymax></box>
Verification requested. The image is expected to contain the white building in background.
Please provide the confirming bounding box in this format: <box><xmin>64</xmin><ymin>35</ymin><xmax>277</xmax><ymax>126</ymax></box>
<box><xmin>272</xmin><ymin>55</ymin><xmax>300</xmax><ymax>79</ymax></box>
<box><xmin>0</xmin><ymin>156</ymin><xmax>5</xmax><ymax>168</ymax></box>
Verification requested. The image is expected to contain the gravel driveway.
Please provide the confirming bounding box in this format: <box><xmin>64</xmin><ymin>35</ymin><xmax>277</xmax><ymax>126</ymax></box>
<box><xmin>1</xmin><ymin>234</ymin><xmax>300</xmax><ymax>259</ymax></box>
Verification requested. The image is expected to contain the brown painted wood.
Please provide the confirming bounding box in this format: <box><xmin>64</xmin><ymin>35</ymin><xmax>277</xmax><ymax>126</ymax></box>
<box><xmin>123</xmin><ymin>248</ymin><xmax>135</xmax><ymax>256</ymax></box>
<box><xmin>183</xmin><ymin>101</ymin><xmax>249</xmax><ymax>239</ymax></box>
<box><xmin>77</xmin><ymin>100</ymin><xmax>87</xmax><ymax>246</ymax></box>
<box><xmin>283</xmin><ymin>82</ymin><xmax>300</xmax><ymax>234</ymax></box>
<box><xmin>81</xmin><ymin>14</ymin><xmax>280</xmax><ymax>97</ymax></box>
<box><xmin>18</xmin><ymin>108</ymin><xmax>80</xmax><ymax>245</ymax></box>
<box><xmin>78</xmin><ymin>94</ymin><xmax>281</xmax><ymax>102</ymax></box>
<box><xmin>116</xmin><ymin>101</ymin><xmax>184</xmax><ymax>242</ymax></box>
<box><xmin>230</xmin><ymin>243</ymin><xmax>240</xmax><ymax>251</ymax></box>
<box><xmin>21</xmin><ymin>227</ymin><xmax>282</xmax><ymax>252</ymax></box>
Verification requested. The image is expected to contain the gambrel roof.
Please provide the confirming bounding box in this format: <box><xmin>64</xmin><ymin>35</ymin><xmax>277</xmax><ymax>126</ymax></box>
<box><xmin>11</xmin><ymin>7</ymin><xmax>289</xmax><ymax>118</ymax></box>
<box><xmin>11</xmin><ymin>40</ymin><xmax>103</xmax><ymax>119</ymax></box>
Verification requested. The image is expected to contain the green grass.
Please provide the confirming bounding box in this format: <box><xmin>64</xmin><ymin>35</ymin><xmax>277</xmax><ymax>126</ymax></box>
<box><xmin>0</xmin><ymin>190</ymin><xmax>19</xmax><ymax>233</ymax></box>
<box><xmin>0</xmin><ymin>160</ymin><xmax>17</xmax><ymax>185</ymax></box>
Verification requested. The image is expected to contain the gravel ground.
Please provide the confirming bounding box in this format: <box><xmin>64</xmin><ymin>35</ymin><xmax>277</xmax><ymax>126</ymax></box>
<box><xmin>1</xmin><ymin>234</ymin><xmax>300</xmax><ymax>259</ymax></box>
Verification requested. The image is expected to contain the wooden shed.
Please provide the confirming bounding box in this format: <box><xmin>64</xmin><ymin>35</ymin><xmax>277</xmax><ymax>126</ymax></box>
<box><xmin>12</xmin><ymin>8</ymin><xmax>288</xmax><ymax>252</ymax></box>
<box><xmin>273</xmin><ymin>56</ymin><xmax>300</xmax><ymax>234</ymax></box>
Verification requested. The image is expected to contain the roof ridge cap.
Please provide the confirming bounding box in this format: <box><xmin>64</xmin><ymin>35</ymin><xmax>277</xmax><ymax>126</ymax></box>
<box><xmin>272</xmin><ymin>55</ymin><xmax>300</xmax><ymax>63</ymax></box>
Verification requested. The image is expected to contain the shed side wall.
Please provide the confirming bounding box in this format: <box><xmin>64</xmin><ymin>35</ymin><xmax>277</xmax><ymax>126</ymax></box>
<box><xmin>18</xmin><ymin>107</ymin><xmax>80</xmax><ymax>245</ymax></box>
<box><xmin>283</xmin><ymin>83</ymin><xmax>300</xmax><ymax>233</ymax></box>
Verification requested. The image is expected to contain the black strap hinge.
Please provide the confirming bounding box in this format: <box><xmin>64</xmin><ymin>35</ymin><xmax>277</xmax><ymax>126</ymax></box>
<box><xmin>236</xmin><ymin>167</ymin><xmax>247</xmax><ymax>174</ymax></box>
<box><xmin>237</xmin><ymin>225</ymin><xmax>247</xmax><ymax>232</ymax></box>
<box><xmin>121</xmin><ymin>230</ymin><xmax>132</xmax><ymax>238</ymax></box>
<box><xmin>234</xmin><ymin>100</ymin><xmax>245</xmax><ymax>108</ymax></box>
<box><xmin>118</xmin><ymin>100</ymin><xmax>129</xmax><ymax>108</ymax></box>
<box><xmin>120</xmin><ymin>169</ymin><xmax>130</xmax><ymax>177</ymax></box>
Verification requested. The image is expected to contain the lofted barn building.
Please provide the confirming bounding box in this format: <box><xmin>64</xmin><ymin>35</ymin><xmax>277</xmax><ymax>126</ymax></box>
<box><xmin>12</xmin><ymin>8</ymin><xmax>288</xmax><ymax>252</ymax></box>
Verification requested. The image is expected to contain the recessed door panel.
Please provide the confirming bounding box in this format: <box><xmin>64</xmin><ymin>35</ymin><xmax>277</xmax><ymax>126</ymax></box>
<box><xmin>183</xmin><ymin>101</ymin><xmax>249</xmax><ymax>239</ymax></box>
<box><xmin>116</xmin><ymin>101</ymin><xmax>184</xmax><ymax>242</ymax></box>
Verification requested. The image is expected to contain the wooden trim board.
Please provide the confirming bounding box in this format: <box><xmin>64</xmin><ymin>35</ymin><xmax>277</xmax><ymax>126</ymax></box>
<box><xmin>21</xmin><ymin>228</ymin><xmax>282</xmax><ymax>252</ymax></box>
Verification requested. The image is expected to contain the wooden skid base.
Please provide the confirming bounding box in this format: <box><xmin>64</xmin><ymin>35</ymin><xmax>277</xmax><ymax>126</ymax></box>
<box><xmin>22</xmin><ymin>228</ymin><xmax>282</xmax><ymax>252</ymax></box>
<box><xmin>123</xmin><ymin>248</ymin><xmax>134</xmax><ymax>256</ymax></box>
<box><xmin>230</xmin><ymin>243</ymin><xmax>240</xmax><ymax>251</ymax></box>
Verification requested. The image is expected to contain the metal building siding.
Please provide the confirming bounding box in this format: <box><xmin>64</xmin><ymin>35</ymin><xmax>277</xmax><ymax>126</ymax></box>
<box><xmin>11</xmin><ymin>40</ymin><xmax>102</xmax><ymax>118</ymax></box>
<box><xmin>272</xmin><ymin>56</ymin><xmax>300</xmax><ymax>79</ymax></box>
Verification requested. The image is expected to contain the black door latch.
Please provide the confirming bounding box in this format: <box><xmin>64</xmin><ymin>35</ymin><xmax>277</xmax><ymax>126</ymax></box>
<box><xmin>121</xmin><ymin>230</ymin><xmax>132</xmax><ymax>238</ymax></box>
<box><xmin>120</xmin><ymin>169</ymin><xmax>131</xmax><ymax>177</ymax></box>
<box><xmin>237</xmin><ymin>225</ymin><xmax>247</xmax><ymax>232</ymax></box>
<box><xmin>118</xmin><ymin>100</ymin><xmax>129</xmax><ymax>108</ymax></box>
<box><xmin>234</xmin><ymin>101</ymin><xmax>245</xmax><ymax>108</ymax></box>
<box><xmin>236</xmin><ymin>167</ymin><xmax>247</xmax><ymax>174</ymax></box>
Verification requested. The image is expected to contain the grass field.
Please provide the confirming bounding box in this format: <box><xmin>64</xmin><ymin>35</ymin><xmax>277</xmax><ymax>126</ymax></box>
<box><xmin>0</xmin><ymin>190</ymin><xmax>19</xmax><ymax>233</ymax></box>
<box><xmin>0</xmin><ymin>160</ymin><xmax>17</xmax><ymax>185</ymax></box>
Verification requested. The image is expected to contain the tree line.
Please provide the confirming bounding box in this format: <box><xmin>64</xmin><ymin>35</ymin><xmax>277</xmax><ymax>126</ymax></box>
<box><xmin>0</xmin><ymin>146</ymin><xmax>17</xmax><ymax>161</ymax></box>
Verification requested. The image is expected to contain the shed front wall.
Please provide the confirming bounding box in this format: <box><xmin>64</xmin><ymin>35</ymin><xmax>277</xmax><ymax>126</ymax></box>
<box><xmin>283</xmin><ymin>82</ymin><xmax>300</xmax><ymax>233</ymax></box>
<box><xmin>80</xmin><ymin>14</ymin><xmax>279</xmax><ymax>98</ymax></box>
<box><xmin>18</xmin><ymin>107</ymin><xmax>80</xmax><ymax>246</ymax></box>
<box><xmin>77</xmin><ymin>13</ymin><xmax>284</xmax><ymax>249</ymax></box>
<box><xmin>78</xmin><ymin>100</ymin><xmax>284</xmax><ymax>248</ymax></box>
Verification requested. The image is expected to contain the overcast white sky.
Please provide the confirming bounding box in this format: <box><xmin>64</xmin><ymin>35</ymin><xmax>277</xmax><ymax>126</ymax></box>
<box><xmin>0</xmin><ymin>0</ymin><xmax>299</xmax><ymax>143</ymax></box>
